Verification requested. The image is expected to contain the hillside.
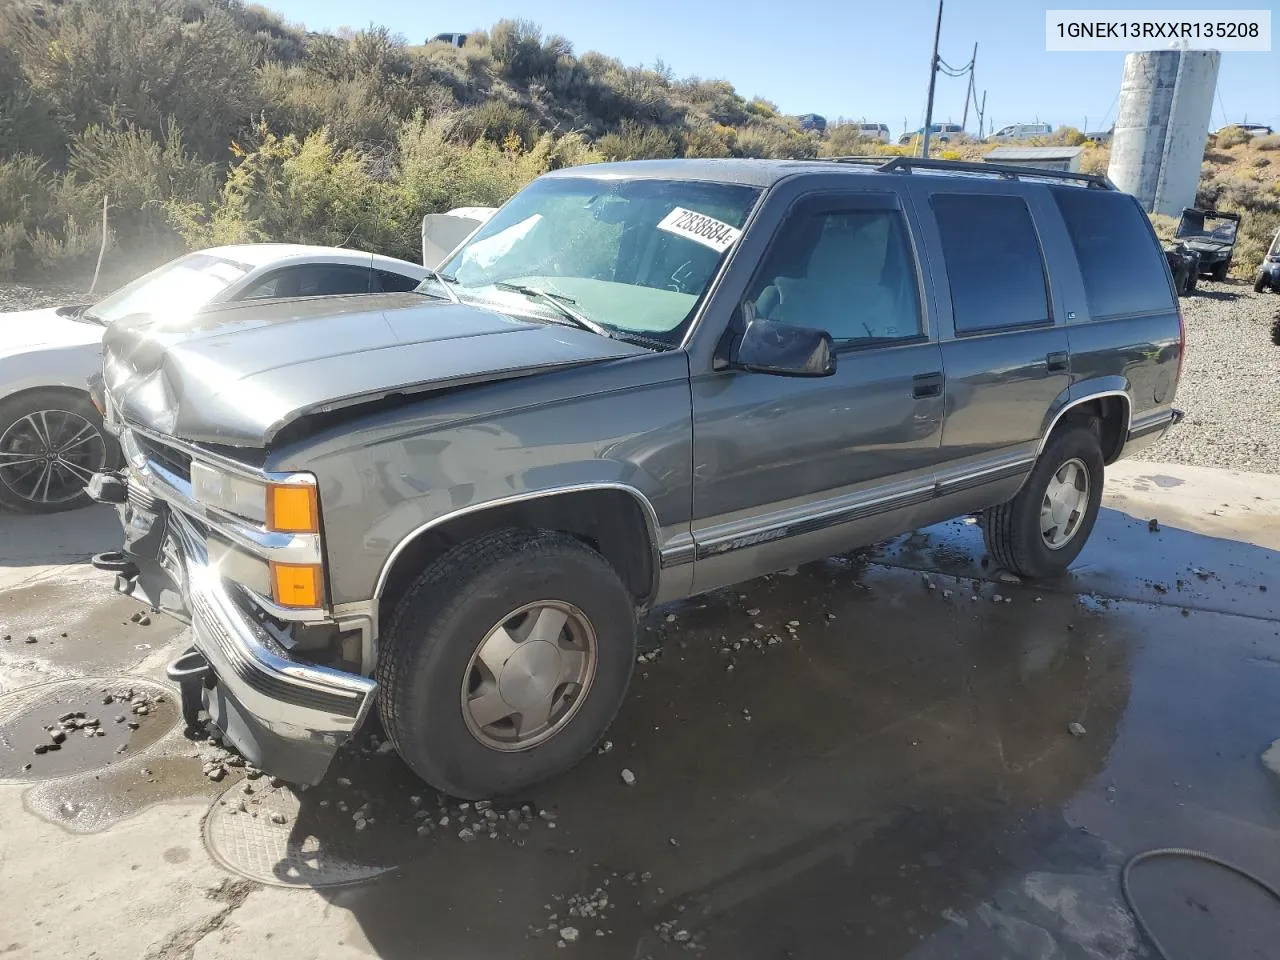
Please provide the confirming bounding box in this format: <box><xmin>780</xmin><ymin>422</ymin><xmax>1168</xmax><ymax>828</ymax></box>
<box><xmin>1</xmin><ymin>0</ymin><xmax>1277</xmax><ymax>281</ymax></box>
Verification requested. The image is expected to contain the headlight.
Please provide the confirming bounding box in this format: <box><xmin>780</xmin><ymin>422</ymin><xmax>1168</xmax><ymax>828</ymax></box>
<box><xmin>193</xmin><ymin>461</ymin><xmax>325</xmax><ymax>609</ymax></box>
<box><xmin>191</xmin><ymin>462</ymin><xmax>319</xmax><ymax>535</ymax></box>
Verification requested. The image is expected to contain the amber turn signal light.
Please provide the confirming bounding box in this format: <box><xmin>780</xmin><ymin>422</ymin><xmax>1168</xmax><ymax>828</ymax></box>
<box><xmin>266</xmin><ymin>484</ymin><xmax>319</xmax><ymax>534</ymax></box>
<box><xmin>270</xmin><ymin>562</ymin><xmax>324</xmax><ymax>609</ymax></box>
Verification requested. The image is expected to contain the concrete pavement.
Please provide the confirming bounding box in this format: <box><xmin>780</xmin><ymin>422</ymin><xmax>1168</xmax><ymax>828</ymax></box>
<box><xmin>1</xmin><ymin>459</ymin><xmax>1277</xmax><ymax>959</ymax></box>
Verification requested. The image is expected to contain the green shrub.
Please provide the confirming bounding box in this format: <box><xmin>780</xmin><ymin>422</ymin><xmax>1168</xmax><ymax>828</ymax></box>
<box><xmin>597</xmin><ymin>122</ymin><xmax>677</xmax><ymax>161</ymax></box>
<box><xmin>1215</xmin><ymin>125</ymin><xmax>1251</xmax><ymax>148</ymax></box>
<box><xmin>819</xmin><ymin>124</ymin><xmax>877</xmax><ymax>157</ymax></box>
<box><xmin>258</xmin><ymin>64</ymin><xmax>400</xmax><ymax>147</ymax></box>
<box><xmin>17</xmin><ymin>0</ymin><xmax>259</xmax><ymax>159</ymax></box>
<box><xmin>488</xmin><ymin>20</ymin><xmax>569</xmax><ymax>84</ymax></box>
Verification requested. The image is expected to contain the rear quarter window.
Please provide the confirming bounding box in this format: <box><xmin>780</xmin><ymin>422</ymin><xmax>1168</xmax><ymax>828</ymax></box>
<box><xmin>1052</xmin><ymin>189</ymin><xmax>1175</xmax><ymax>319</ymax></box>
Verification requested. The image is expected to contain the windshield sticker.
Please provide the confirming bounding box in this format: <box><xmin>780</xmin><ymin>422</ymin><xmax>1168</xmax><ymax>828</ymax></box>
<box><xmin>657</xmin><ymin>207</ymin><xmax>742</xmax><ymax>253</ymax></box>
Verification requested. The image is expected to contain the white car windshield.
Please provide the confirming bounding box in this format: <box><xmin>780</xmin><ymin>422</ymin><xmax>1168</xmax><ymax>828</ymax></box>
<box><xmin>436</xmin><ymin>176</ymin><xmax>760</xmax><ymax>345</ymax></box>
<box><xmin>86</xmin><ymin>253</ymin><xmax>250</xmax><ymax>324</ymax></box>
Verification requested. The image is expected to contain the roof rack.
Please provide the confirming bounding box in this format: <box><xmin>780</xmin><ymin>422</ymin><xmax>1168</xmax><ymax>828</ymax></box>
<box><xmin>815</xmin><ymin>155</ymin><xmax>1116</xmax><ymax>190</ymax></box>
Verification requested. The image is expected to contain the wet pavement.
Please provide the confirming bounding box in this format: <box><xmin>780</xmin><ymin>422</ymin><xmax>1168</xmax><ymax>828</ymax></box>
<box><xmin>0</xmin><ymin>460</ymin><xmax>1277</xmax><ymax>960</ymax></box>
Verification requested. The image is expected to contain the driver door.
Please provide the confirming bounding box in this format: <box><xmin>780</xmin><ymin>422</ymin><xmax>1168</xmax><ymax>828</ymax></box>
<box><xmin>689</xmin><ymin>190</ymin><xmax>947</xmax><ymax>593</ymax></box>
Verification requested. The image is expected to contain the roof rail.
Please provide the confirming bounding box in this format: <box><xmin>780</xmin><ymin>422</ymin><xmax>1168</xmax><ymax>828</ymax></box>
<box><xmin>816</xmin><ymin>155</ymin><xmax>1116</xmax><ymax>190</ymax></box>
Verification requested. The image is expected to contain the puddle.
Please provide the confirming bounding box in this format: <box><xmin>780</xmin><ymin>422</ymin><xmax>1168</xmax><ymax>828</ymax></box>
<box><xmin>202</xmin><ymin>737</ymin><xmax>562</xmax><ymax>888</ymax></box>
<box><xmin>0</xmin><ymin>678</ymin><xmax>176</xmax><ymax>780</ymax></box>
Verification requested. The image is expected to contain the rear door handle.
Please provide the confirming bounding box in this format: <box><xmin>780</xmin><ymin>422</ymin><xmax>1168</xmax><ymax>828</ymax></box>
<box><xmin>1046</xmin><ymin>351</ymin><xmax>1070</xmax><ymax>372</ymax></box>
<box><xmin>912</xmin><ymin>371</ymin><xmax>943</xmax><ymax>399</ymax></box>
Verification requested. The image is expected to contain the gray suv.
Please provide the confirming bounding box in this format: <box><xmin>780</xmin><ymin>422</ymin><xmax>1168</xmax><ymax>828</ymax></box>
<box><xmin>88</xmin><ymin>157</ymin><xmax>1184</xmax><ymax>798</ymax></box>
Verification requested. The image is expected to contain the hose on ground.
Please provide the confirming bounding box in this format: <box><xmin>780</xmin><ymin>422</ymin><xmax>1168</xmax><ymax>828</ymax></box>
<box><xmin>1122</xmin><ymin>847</ymin><xmax>1280</xmax><ymax>960</ymax></box>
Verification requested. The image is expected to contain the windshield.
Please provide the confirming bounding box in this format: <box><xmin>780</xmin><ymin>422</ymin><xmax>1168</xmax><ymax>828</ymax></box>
<box><xmin>88</xmin><ymin>253</ymin><xmax>250</xmax><ymax>324</ymax></box>
<box><xmin>1175</xmin><ymin>212</ymin><xmax>1238</xmax><ymax>245</ymax></box>
<box><xmin>436</xmin><ymin>176</ymin><xmax>760</xmax><ymax>345</ymax></box>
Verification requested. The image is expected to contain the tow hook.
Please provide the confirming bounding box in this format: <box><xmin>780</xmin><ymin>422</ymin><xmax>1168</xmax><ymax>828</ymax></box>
<box><xmin>166</xmin><ymin>647</ymin><xmax>212</xmax><ymax>729</ymax></box>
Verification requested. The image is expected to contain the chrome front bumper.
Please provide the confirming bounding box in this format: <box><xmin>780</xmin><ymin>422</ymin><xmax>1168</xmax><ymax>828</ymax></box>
<box><xmin>89</xmin><ymin>470</ymin><xmax>377</xmax><ymax>784</ymax></box>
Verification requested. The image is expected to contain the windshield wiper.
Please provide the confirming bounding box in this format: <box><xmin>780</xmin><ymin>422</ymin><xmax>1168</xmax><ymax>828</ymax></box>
<box><xmin>493</xmin><ymin>282</ymin><xmax>613</xmax><ymax>339</ymax></box>
<box><xmin>415</xmin><ymin>268</ymin><xmax>462</xmax><ymax>304</ymax></box>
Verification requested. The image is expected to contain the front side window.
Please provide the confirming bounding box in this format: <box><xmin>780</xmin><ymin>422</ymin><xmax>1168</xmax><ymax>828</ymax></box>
<box><xmin>932</xmin><ymin>193</ymin><xmax>1050</xmax><ymax>333</ymax></box>
<box><xmin>746</xmin><ymin>206</ymin><xmax>923</xmax><ymax>343</ymax></box>
<box><xmin>438</xmin><ymin>176</ymin><xmax>760</xmax><ymax>344</ymax></box>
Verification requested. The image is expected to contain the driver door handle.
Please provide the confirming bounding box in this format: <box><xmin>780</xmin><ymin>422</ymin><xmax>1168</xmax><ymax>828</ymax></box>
<box><xmin>1046</xmin><ymin>351</ymin><xmax>1069</xmax><ymax>373</ymax></box>
<box><xmin>912</xmin><ymin>372</ymin><xmax>943</xmax><ymax>399</ymax></box>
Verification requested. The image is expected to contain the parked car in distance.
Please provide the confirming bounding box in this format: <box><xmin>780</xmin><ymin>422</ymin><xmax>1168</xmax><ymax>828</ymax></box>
<box><xmin>797</xmin><ymin>114</ymin><xmax>827</xmax><ymax>133</ymax></box>
<box><xmin>1255</xmin><ymin>226</ymin><xmax>1280</xmax><ymax>293</ymax></box>
<box><xmin>899</xmin><ymin>123</ymin><xmax>964</xmax><ymax>144</ymax></box>
<box><xmin>988</xmin><ymin>122</ymin><xmax>1054</xmax><ymax>142</ymax></box>
<box><xmin>1174</xmin><ymin>207</ymin><xmax>1240</xmax><ymax>280</ymax></box>
<box><xmin>429</xmin><ymin>32</ymin><xmax>468</xmax><ymax>47</ymax></box>
<box><xmin>91</xmin><ymin>156</ymin><xmax>1185</xmax><ymax>798</ymax></box>
<box><xmin>852</xmin><ymin>122</ymin><xmax>891</xmax><ymax>143</ymax></box>
<box><xmin>1216</xmin><ymin>122</ymin><xmax>1273</xmax><ymax>137</ymax></box>
<box><xmin>0</xmin><ymin>245</ymin><xmax>427</xmax><ymax>513</ymax></box>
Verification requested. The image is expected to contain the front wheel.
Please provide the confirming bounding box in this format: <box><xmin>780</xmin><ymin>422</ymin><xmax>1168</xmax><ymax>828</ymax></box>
<box><xmin>1211</xmin><ymin>261</ymin><xmax>1230</xmax><ymax>282</ymax></box>
<box><xmin>0</xmin><ymin>389</ymin><xmax>117</xmax><ymax>514</ymax></box>
<box><xmin>1256</xmin><ymin>273</ymin><xmax>1269</xmax><ymax>294</ymax></box>
<box><xmin>377</xmin><ymin>529</ymin><xmax>637</xmax><ymax>798</ymax></box>
<box><xmin>981</xmin><ymin>425</ymin><xmax>1105</xmax><ymax>578</ymax></box>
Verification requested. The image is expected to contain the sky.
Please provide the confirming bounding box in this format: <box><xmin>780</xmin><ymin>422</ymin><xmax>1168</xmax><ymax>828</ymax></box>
<box><xmin>264</xmin><ymin>0</ymin><xmax>1279</xmax><ymax>139</ymax></box>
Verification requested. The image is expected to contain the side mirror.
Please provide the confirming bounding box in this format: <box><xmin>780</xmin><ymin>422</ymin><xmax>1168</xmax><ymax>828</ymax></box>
<box><xmin>731</xmin><ymin>318</ymin><xmax>836</xmax><ymax>378</ymax></box>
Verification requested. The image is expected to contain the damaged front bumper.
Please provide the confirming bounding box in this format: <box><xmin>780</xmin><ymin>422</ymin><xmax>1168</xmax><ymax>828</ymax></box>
<box><xmin>88</xmin><ymin>471</ymin><xmax>377</xmax><ymax>785</ymax></box>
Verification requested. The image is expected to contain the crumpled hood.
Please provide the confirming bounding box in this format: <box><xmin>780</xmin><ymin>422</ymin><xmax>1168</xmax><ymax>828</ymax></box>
<box><xmin>0</xmin><ymin>306</ymin><xmax>104</xmax><ymax>355</ymax></box>
<box><xmin>101</xmin><ymin>292</ymin><xmax>645</xmax><ymax>447</ymax></box>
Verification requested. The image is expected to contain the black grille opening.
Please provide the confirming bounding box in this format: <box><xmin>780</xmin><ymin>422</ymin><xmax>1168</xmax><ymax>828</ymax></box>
<box><xmin>133</xmin><ymin>433</ymin><xmax>192</xmax><ymax>482</ymax></box>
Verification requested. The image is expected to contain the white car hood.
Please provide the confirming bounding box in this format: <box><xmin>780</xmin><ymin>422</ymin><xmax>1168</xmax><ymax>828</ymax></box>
<box><xmin>0</xmin><ymin>307</ymin><xmax>106</xmax><ymax>355</ymax></box>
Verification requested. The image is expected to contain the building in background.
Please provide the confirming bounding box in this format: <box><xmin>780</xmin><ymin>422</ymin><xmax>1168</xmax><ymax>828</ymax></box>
<box><xmin>984</xmin><ymin>146</ymin><xmax>1083</xmax><ymax>173</ymax></box>
<box><xmin>1108</xmin><ymin>49</ymin><xmax>1221</xmax><ymax>215</ymax></box>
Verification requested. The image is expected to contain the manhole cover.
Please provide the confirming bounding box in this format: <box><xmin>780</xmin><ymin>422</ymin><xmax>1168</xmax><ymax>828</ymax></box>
<box><xmin>0</xmin><ymin>678</ymin><xmax>176</xmax><ymax>781</ymax></box>
<box><xmin>204</xmin><ymin>781</ymin><xmax>398</xmax><ymax>888</ymax></box>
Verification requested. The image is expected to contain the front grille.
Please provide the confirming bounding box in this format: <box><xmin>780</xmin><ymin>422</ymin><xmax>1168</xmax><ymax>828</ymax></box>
<box><xmin>126</xmin><ymin>476</ymin><xmax>158</xmax><ymax>513</ymax></box>
<box><xmin>132</xmin><ymin>432</ymin><xmax>193</xmax><ymax>482</ymax></box>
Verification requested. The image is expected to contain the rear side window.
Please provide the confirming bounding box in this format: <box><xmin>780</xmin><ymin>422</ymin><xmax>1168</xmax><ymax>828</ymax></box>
<box><xmin>1052</xmin><ymin>189</ymin><xmax>1175</xmax><ymax>319</ymax></box>
<box><xmin>376</xmin><ymin>269</ymin><xmax>422</xmax><ymax>293</ymax></box>
<box><xmin>931</xmin><ymin>194</ymin><xmax>1050</xmax><ymax>333</ymax></box>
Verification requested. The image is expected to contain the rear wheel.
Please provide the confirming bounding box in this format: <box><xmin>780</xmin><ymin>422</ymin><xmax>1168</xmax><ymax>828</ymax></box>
<box><xmin>981</xmin><ymin>424</ymin><xmax>1104</xmax><ymax>578</ymax></box>
<box><xmin>0</xmin><ymin>390</ymin><xmax>116</xmax><ymax>513</ymax></box>
<box><xmin>377</xmin><ymin>528</ymin><xmax>636</xmax><ymax>798</ymax></box>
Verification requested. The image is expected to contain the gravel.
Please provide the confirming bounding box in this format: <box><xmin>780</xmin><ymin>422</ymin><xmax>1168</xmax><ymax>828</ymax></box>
<box><xmin>1132</xmin><ymin>281</ymin><xmax>1280</xmax><ymax>474</ymax></box>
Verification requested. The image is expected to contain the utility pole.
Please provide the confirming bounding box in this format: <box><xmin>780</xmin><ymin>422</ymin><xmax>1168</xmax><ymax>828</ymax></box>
<box><xmin>976</xmin><ymin>90</ymin><xmax>987</xmax><ymax>140</ymax></box>
<box><xmin>961</xmin><ymin>41</ymin><xmax>978</xmax><ymax>131</ymax></box>
<box><xmin>920</xmin><ymin>0</ymin><xmax>944</xmax><ymax>158</ymax></box>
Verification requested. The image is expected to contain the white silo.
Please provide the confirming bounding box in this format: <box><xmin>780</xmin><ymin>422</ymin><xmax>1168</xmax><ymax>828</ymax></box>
<box><xmin>1107</xmin><ymin>49</ymin><xmax>1221</xmax><ymax>216</ymax></box>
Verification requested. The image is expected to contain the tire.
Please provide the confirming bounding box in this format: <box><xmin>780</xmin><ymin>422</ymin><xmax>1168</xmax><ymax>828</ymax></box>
<box><xmin>1211</xmin><ymin>261</ymin><xmax>1230</xmax><ymax>282</ymax></box>
<box><xmin>1256</xmin><ymin>273</ymin><xmax>1268</xmax><ymax>294</ymax></box>
<box><xmin>0</xmin><ymin>389</ymin><xmax>117</xmax><ymax>514</ymax></box>
<box><xmin>377</xmin><ymin>528</ymin><xmax>637</xmax><ymax>798</ymax></box>
<box><xmin>1186</xmin><ymin>271</ymin><xmax>1197</xmax><ymax>293</ymax></box>
<box><xmin>981</xmin><ymin>424</ymin><xmax>1105</xmax><ymax>579</ymax></box>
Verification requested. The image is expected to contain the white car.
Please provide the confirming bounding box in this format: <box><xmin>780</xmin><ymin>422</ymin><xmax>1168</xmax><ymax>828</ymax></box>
<box><xmin>0</xmin><ymin>244</ymin><xmax>428</xmax><ymax>513</ymax></box>
<box><xmin>987</xmin><ymin>123</ymin><xmax>1054</xmax><ymax>142</ymax></box>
